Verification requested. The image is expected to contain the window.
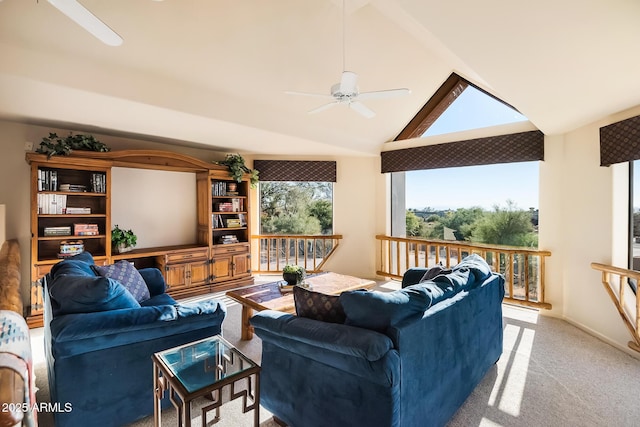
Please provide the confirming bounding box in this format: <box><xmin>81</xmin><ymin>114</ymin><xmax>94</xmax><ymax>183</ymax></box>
<box><xmin>630</xmin><ymin>160</ymin><xmax>640</xmax><ymax>271</ymax></box>
<box><xmin>391</xmin><ymin>73</ymin><xmax>538</xmax><ymax>248</ymax></box>
<box><xmin>259</xmin><ymin>181</ymin><xmax>333</xmax><ymax>235</ymax></box>
<box><xmin>404</xmin><ymin>163</ymin><xmax>539</xmax><ymax>247</ymax></box>
<box><xmin>395</xmin><ymin>73</ymin><xmax>527</xmax><ymax>141</ymax></box>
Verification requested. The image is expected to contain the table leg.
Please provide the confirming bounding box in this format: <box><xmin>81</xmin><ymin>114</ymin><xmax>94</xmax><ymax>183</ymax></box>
<box><xmin>241</xmin><ymin>306</ymin><xmax>255</xmax><ymax>340</ymax></box>
<box><xmin>153</xmin><ymin>363</ymin><xmax>161</xmax><ymax>427</ymax></box>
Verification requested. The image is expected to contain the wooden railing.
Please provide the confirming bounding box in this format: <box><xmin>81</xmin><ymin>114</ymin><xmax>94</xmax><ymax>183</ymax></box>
<box><xmin>376</xmin><ymin>235</ymin><xmax>552</xmax><ymax>310</ymax></box>
<box><xmin>591</xmin><ymin>262</ymin><xmax>640</xmax><ymax>353</ymax></box>
<box><xmin>251</xmin><ymin>234</ymin><xmax>343</xmax><ymax>274</ymax></box>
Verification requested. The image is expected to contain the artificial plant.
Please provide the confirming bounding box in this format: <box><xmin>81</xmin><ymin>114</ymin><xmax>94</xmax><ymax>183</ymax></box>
<box><xmin>36</xmin><ymin>133</ymin><xmax>110</xmax><ymax>158</ymax></box>
<box><xmin>214</xmin><ymin>153</ymin><xmax>259</xmax><ymax>188</ymax></box>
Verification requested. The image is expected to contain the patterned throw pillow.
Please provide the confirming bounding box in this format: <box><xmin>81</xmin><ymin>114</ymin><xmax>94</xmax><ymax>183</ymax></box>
<box><xmin>293</xmin><ymin>286</ymin><xmax>346</xmax><ymax>324</ymax></box>
<box><xmin>93</xmin><ymin>261</ymin><xmax>150</xmax><ymax>302</ymax></box>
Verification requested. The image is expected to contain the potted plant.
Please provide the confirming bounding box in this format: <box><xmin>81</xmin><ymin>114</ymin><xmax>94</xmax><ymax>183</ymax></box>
<box><xmin>282</xmin><ymin>265</ymin><xmax>306</xmax><ymax>286</ymax></box>
<box><xmin>214</xmin><ymin>153</ymin><xmax>259</xmax><ymax>188</ymax></box>
<box><xmin>111</xmin><ymin>225</ymin><xmax>137</xmax><ymax>253</ymax></box>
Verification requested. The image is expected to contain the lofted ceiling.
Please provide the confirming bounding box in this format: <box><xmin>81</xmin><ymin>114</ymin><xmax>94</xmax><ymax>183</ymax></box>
<box><xmin>1</xmin><ymin>0</ymin><xmax>640</xmax><ymax>156</ymax></box>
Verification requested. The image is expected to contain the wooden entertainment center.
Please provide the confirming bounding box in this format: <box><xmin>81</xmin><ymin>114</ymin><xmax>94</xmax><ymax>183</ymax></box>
<box><xmin>25</xmin><ymin>150</ymin><xmax>254</xmax><ymax>327</ymax></box>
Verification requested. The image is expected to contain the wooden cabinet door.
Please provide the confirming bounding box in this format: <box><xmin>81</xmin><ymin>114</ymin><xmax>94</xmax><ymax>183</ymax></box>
<box><xmin>165</xmin><ymin>263</ymin><xmax>188</xmax><ymax>289</ymax></box>
<box><xmin>232</xmin><ymin>253</ymin><xmax>251</xmax><ymax>278</ymax></box>
<box><xmin>212</xmin><ymin>256</ymin><xmax>233</xmax><ymax>282</ymax></box>
<box><xmin>189</xmin><ymin>259</ymin><xmax>210</xmax><ymax>286</ymax></box>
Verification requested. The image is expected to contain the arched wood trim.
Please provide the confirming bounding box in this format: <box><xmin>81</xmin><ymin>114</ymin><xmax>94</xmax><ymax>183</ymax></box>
<box><xmin>26</xmin><ymin>150</ymin><xmax>228</xmax><ymax>173</ymax></box>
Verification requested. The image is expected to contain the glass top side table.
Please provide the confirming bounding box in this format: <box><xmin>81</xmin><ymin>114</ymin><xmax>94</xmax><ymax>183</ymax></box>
<box><xmin>152</xmin><ymin>335</ymin><xmax>260</xmax><ymax>427</ymax></box>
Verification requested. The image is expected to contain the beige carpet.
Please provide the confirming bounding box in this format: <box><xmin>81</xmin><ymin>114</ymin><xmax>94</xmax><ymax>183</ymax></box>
<box><xmin>30</xmin><ymin>279</ymin><xmax>640</xmax><ymax>427</ymax></box>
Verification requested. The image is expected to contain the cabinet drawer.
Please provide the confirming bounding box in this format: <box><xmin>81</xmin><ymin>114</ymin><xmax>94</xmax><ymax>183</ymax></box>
<box><xmin>211</xmin><ymin>244</ymin><xmax>249</xmax><ymax>256</ymax></box>
<box><xmin>165</xmin><ymin>248</ymin><xmax>209</xmax><ymax>263</ymax></box>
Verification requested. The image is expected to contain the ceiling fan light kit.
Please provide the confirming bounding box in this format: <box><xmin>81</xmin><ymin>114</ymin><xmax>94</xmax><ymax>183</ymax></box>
<box><xmin>47</xmin><ymin>0</ymin><xmax>123</xmax><ymax>46</ymax></box>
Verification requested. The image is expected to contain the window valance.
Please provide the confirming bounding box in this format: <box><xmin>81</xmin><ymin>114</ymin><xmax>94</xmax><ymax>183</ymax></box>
<box><xmin>253</xmin><ymin>160</ymin><xmax>337</xmax><ymax>182</ymax></box>
<box><xmin>381</xmin><ymin>130</ymin><xmax>544</xmax><ymax>173</ymax></box>
<box><xmin>600</xmin><ymin>115</ymin><xmax>640</xmax><ymax>166</ymax></box>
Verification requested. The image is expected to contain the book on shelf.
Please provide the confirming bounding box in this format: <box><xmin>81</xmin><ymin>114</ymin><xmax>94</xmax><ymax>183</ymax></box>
<box><xmin>74</xmin><ymin>223</ymin><xmax>99</xmax><ymax>236</ymax></box>
<box><xmin>37</xmin><ymin>193</ymin><xmax>67</xmax><ymax>214</ymax></box>
<box><xmin>90</xmin><ymin>173</ymin><xmax>106</xmax><ymax>193</ymax></box>
<box><xmin>38</xmin><ymin>169</ymin><xmax>58</xmax><ymax>191</ymax></box>
<box><xmin>225</xmin><ymin>218</ymin><xmax>242</xmax><ymax>228</ymax></box>
<box><xmin>65</xmin><ymin>207</ymin><xmax>92</xmax><ymax>215</ymax></box>
<box><xmin>44</xmin><ymin>226</ymin><xmax>72</xmax><ymax>236</ymax></box>
<box><xmin>219</xmin><ymin>234</ymin><xmax>239</xmax><ymax>244</ymax></box>
<box><xmin>59</xmin><ymin>183</ymin><xmax>87</xmax><ymax>192</ymax></box>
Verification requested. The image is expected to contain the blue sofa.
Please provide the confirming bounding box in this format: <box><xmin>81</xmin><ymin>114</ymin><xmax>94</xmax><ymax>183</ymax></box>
<box><xmin>43</xmin><ymin>252</ymin><xmax>226</xmax><ymax>427</ymax></box>
<box><xmin>251</xmin><ymin>254</ymin><xmax>505</xmax><ymax>427</ymax></box>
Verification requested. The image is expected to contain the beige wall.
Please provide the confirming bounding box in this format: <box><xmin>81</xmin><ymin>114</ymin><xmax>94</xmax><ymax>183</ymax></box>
<box><xmin>540</xmin><ymin>105</ymin><xmax>640</xmax><ymax>354</ymax></box>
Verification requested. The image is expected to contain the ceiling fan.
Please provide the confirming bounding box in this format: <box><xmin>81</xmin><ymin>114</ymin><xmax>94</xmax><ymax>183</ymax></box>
<box><xmin>45</xmin><ymin>0</ymin><xmax>163</xmax><ymax>46</ymax></box>
<box><xmin>286</xmin><ymin>0</ymin><xmax>410</xmax><ymax>118</ymax></box>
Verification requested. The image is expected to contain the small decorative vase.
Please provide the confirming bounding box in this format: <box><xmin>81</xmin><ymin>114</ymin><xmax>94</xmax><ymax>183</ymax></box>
<box><xmin>115</xmin><ymin>244</ymin><xmax>133</xmax><ymax>254</ymax></box>
<box><xmin>283</xmin><ymin>272</ymin><xmax>298</xmax><ymax>286</ymax></box>
<box><xmin>227</xmin><ymin>182</ymin><xmax>238</xmax><ymax>193</ymax></box>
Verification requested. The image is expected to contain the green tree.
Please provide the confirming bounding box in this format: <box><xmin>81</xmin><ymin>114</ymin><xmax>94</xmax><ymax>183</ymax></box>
<box><xmin>406</xmin><ymin>210</ymin><xmax>424</xmax><ymax>236</ymax></box>
<box><xmin>260</xmin><ymin>181</ymin><xmax>332</xmax><ymax>234</ymax></box>
<box><xmin>471</xmin><ymin>201</ymin><xmax>537</xmax><ymax>247</ymax></box>
<box><xmin>425</xmin><ymin>207</ymin><xmax>484</xmax><ymax>240</ymax></box>
<box><xmin>309</xmin><ymin>199</ymin><xmax>333</xmax><ymax>234</ymax></box>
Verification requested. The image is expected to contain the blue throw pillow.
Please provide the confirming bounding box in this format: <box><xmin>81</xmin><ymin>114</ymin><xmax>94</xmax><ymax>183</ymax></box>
<box><xmin>93</xmin><ymin>261</ymin><xmax>150</xmax><ymax>302</ymax></box>
<box><xmin>340</xmin><ymin>286</ymin><xmax>432</xmax><ymax>333</ymax></box>
<box><xmin>49</xmin><ymin>275</ymin><xmax>140</xmax><ymax>317</ymax></box>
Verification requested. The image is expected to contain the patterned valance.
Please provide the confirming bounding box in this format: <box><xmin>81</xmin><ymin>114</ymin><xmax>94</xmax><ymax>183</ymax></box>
<box><xmin>381</xmin><ymin>130</ymin><xmax>544</xmax><ymax>173</ymax></box>
<box><xmin>600</xmin><ymin>115</ymin><xmax>640</xmax><ymax>166</ymax></box>
<box><xmin>253</xmin><ymin>160</ymin><xmax>337</xmax><ymax>182</ymax></box>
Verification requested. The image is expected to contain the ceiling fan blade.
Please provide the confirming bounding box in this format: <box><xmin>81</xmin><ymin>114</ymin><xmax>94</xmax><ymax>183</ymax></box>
<box><xmin>349</xmin><ymin>101</ymin><xmax>376</xmax><ymax>119</ymax></box>
<box><xmin>285</xmin><ymin>91</ymin><xmax>334</xmax><ymax>100</ymax></box>
<box><xmin>47</xmin><ymin>0</ymin><xmax>123</xmax><ymax>46</ymax></box>
<box><xmin>357</xmin><ymin>88</ymin><xmax>411</xmax><ymax>100</ymax></box>
<box><xmin>308</xmin><ymin>102</ymin><xmax>339</xmax><ymax>115</ymax></box>
<box><xmin>340</xmin><ymin>71</ymin><xmax>358</xmax><ymax>94</ymax></box>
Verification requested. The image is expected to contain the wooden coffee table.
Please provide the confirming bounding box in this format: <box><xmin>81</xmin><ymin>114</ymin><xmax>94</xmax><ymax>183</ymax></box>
<box><xmin>226</xmin><ymin>272</ymin><xmax>376</xmax><ymax>340</ymax></box>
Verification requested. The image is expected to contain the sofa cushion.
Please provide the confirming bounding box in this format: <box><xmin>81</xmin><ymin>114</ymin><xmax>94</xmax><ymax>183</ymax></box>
<box><xmin>50</xmin><ymin>258</ymin><xmax>97</xmax><ymax>279</ymax></box>
<box><xmin>49</xmin><ymin>275</ymin><xmax>140</xmax><ymax>316</ymax></box>
<box><xmin>340</xmin><ymin>286</ymin><xmax>432</xmax><ymax>333</ymax></box>
<box><xmin>293</xmin><ymin>286</ymin><xmax>346</xmax><ymax>324</ymax></box>
<box><xmin>93</xmin><ymin>261</ymin><xmax>150</xmax><ymax>302</ymax></box>
<box><xmin>452</xmin><ymin>253</ymin><xmax>492</xmax><ymax>285</ymax></box>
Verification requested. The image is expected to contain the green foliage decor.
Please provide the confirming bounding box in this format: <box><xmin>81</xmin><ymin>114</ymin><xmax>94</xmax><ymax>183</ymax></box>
<box><xmin>36</xmin><ymin>132</ymin><xmax>110</xmax><ymax>158</ymax></box>
<box><xmin>282</xmin><ymin>264</ymin><xmax>306</xmax><ymax>285</ymax></box>
<box><xmin>111</xmin><ymin>225</ymin><xmax>137</xmax><ymax>250</ymax></box>
<box><xmin>214</xmin><ymin>153</ymin><xmax>259</xmax><ymax>188</ymax></box>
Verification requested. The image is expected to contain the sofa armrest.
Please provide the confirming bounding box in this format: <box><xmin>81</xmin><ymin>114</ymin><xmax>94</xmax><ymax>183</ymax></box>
<box><xmin>138</xmin><ymin>268</ymin><xmax>166</xmax><ymax>296</ymax></box>
<box><xmin>49</xmin><ymin>302</ymin><xmax>226</xmax><ymax>358</ymax></box>
<box><xmin>251</xmin><ymin>310</ymin><xmax>393</xmax><ymax>361</ymax></box>
<box><xmin>251</xmin><ymin>311</ymin><xmax>398</xmax><ymax>387</ymax></box>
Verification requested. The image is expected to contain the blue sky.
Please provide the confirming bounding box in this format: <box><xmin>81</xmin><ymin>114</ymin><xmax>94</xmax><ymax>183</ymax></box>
<box><xmin>406</xmin><ymin>86</ymin><xmax>537</xmax><ymax>211</ymax></box>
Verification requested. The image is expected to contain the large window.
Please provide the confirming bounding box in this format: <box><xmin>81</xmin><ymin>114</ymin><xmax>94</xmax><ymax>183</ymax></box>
<box><xmin>259</xmin><ymin>181</ymin><xmax>333</xmax><ymax>235</ymax></box>
<box><xmin>404</xmin><ymin>162</ymin><xmax>539</xmax><ymax>247</ymax></box>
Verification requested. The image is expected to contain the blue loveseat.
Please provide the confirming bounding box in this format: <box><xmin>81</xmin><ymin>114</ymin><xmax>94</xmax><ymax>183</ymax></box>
<box><xmin>43</xmin><ymin>252</ymin><xmax>226</xmax><ymax>427</ymax></box>
<box><xmin>251</xmin><ymin>254</ymin><xmax>505</xmax><ymax>427</ymax></box>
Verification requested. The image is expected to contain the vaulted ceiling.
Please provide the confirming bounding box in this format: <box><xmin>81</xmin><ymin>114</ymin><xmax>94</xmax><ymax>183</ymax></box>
<box><xmin>1</xmin><ymin>0</ymin><xmax>639</xmax><ymax>156</ymax></box>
